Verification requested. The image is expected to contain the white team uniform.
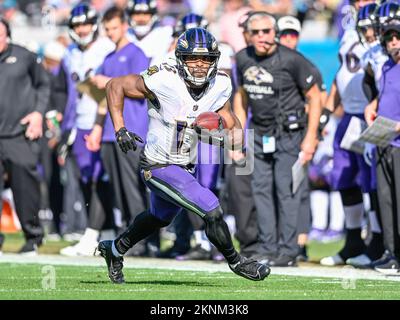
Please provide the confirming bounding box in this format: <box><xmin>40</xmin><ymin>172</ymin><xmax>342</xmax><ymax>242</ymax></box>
<box><xmin>140</xmin><ymin>63</ymin><xmax>232</xmax><ymax>167</ymax></box>
<box><xmin>361</xmin><ymin>41</ymin><xmax>388</xmax><ymax>90</ymax></box>
<box><xmin>127</xmin><ymin>24</ymin><xmax>173</xmax><ymax>66</ymax></box>
<box><xmin>336</xmin><ymin>29</ymin><xmax>369</xmax><ymax>114</ymax></box>
<box><xmin>64</xmin><ymin>37</ymin><xmax>115</xmax><ymax>129</ymax></box>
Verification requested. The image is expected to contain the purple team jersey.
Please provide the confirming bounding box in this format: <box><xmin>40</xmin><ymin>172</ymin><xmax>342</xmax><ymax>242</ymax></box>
<box><xmin>99</xmin><ymin>43</ymin><xmax>150</xmax><ymax>143</ymax></box>
<box><xmin>378</xmin><ymin>58</ymin><xmax>400</xmax><ymax>147</ymax></box>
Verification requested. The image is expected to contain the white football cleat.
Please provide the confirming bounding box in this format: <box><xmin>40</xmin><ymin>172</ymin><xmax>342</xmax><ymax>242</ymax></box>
<box><xmin>320</xmin><ymin>254</ymin><xmax>345</xmax><ymax>266</ymax></box>
<box><xmin>60</xmin><ymin>239</ymin><xmax>98</xmax><ymax>257</ymax></box>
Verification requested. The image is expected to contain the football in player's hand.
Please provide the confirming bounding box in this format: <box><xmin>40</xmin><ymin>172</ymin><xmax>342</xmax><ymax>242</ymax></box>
<box><xmin>192</xmin><ymin>112</ymin><xmax>227</xmax><ymax>132</ymax></box>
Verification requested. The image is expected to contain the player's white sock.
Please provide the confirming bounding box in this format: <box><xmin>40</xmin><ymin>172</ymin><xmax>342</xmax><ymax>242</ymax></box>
<box><xmin>363</xmin><ymin>193</ymin><xmax>371</xmax><ymax>212</ymax></box>
<box><xmin>344</xmin><ymin>203</ymin><xmax>364</xmax><ymax>229</ymax></box>
<box><xmin>368</xmin><ymin>210</ymin><xmax>382</xmax><ymax>233</ymax></box>
<box><xmin>310</xmin><ymin>190</ymin><xmax>329</xmax><ymax>230</ymax></box>
<box><xmin>112</xmin><ymin>240</ymin><xmax>123</xmax><ymax>257</ymax></box>
<box><xmin>329</xmin><ymin>191</ymin><xmax>345</xmax><ymax>231</ymax></box>
<box><xmin>194</xmin><ymin>230</ymin><xmax>211</xmax><ymax>252</ymax></box>
<box><xmin>100</xmin><ymin>229</ymin><xmax>116</xmax><ymax>241</ymax></box>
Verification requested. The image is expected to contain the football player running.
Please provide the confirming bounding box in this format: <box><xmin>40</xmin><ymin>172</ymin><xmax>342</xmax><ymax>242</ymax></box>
<box><xmin>155</xmin><ymin>12</ymin><xmax>236</xmax><ymax>261</ymax></box>
<box><xmin>96</xmin><ymin>28</ymin><xmax>270</xmax><ymax>283</ymax></box>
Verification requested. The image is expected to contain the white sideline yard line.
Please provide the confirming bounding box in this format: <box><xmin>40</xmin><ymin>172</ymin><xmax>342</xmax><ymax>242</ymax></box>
<box><xmin>1</xmin><ymin>253</ymin><xmax>400</xmax><ymax>282</ymax></box>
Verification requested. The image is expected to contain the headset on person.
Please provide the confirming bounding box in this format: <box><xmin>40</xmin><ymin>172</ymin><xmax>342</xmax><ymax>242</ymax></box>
<box><xmin>238</xmin><ymin>11</ymin><xmax>308</xmax><ymax>152</ymax></box>
<box><xmin>238</xmin><ymin>10</ymin><xmax>280</xmax><ymax>44</ymax></box>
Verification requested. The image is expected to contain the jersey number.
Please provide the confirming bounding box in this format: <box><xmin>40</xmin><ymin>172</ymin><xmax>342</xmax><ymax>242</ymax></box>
<box><xmin>344</xmin><ymin>43</ymin><xmax>361</xmax><ymax>74</ymax></box>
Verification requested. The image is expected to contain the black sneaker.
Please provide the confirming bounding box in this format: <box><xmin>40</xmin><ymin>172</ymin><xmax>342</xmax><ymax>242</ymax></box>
<box><xmin>296</xmin><ymin>246</ymin><xmax>308</xmax><ymax>263</ymax></box>
<box><xmin>96</xmin><ymin>240</ymin><xmax>125</xmax><ymax>284</ymax></box>
<box><xmin>229</xmin><ymin>256</ymin><xmax>270</xmax><ymax>281</ymax></box>
<box><xmin>18</xmin><ymin>240</ymin><xmax>39</xmax><ymax>256</ymax></box>
<box><xmin>374</xmin><ymin>256</ymin><xmax>400</xmax><ymax>275</ymax></box>
<box><xmin>175</xmin><ymin>245</ymin><xmax>212</xmax><ymax>261</ymax></box>
<box><xmin>370</xmin><ymin>250</ymin><xmax>393</xmax><ymax>269</ymax></box>
<box><xmin>269</xmin><ymin>254</ymin><xmax>297</xmax><ymax>267</ymax></box>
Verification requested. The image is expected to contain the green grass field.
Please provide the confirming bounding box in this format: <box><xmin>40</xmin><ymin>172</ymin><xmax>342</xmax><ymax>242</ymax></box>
<box><xmin>1</xmin><ymin>232</ymin><xmax>400</xmax><ymax>300</ymax></box>
<box><xmin>1</xmin><ymin>231</ymin><xmax>345</xmax><ymax>261</ymax></box>
<box><xmin>0</xmin><ymin>263</ymin><xmax>399</xmax><ymax>300</ymax></box>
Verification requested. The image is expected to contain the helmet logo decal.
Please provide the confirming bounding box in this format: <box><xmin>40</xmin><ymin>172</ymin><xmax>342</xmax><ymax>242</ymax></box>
<box><xmin>179</xmin><ymin>38</ymin><xmax>189</xmax><ymax>49</ymax></box>
<box><xmin>212</xmin><ymin>41</ymin><xmax>218</xmax><ymax>51</ymax></box>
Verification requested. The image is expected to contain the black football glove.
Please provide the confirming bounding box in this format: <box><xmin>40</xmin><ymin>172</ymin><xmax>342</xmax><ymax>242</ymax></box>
<box><xmin>115</xmin><ymin>127</ymin><xmax>144</xmax><ymax>153</ymax></box>
<box><xmin>56</xmin><ymin>129</ymin><xmax>76</xmax><ymax>162</ymax></box>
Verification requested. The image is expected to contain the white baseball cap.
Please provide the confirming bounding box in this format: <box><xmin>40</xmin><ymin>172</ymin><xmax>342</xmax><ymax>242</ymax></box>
<box><xmin>43</xmin><ymin>41</ymin><xmax>66</xmax><ymax>62</ymax></box>
<box><xmin>277</xmin><ymin>16</ymin><xmax>301</xmax><ymax>34</ymax></box>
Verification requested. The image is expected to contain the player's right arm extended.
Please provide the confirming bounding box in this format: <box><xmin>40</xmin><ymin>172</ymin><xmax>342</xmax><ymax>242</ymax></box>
<box><xmin>106</xmin><ymin>74</ymin><xmax>149</xmax><ymax>131</ymax></box>
<box><xmin>106</xmin><ymin>74</ymin><xmax>150</xmax><ymax>153</ymax></box>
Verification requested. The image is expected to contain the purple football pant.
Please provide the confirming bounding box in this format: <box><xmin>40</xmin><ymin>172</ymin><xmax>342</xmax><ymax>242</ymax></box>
<box><xmin>142</xmin><ymin>165</ymin><xmax>220</xmax><ymax>222</ymax></box>
<box><xmin>330</xmin><ymin>113</ymin><xmax>373</xmax><ymax>193</ymax></box>
<box><xmin>72</xmin><ymin>128</ymin><xmax>104</xmax><ymax>184</ymax></box>
<box><xmin>197</xmin><ymin>142</ymin><xmax>221</xmax><ymax>190</ymax></box>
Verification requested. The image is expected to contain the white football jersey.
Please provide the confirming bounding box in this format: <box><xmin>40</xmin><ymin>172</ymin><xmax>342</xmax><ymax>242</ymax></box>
<box><xmin>64</xmin><ymin>37</ymin><xmax>115</xmax><ymax>130</ymax></box>
<box><xmin>361</xmin><ymin>41</ymin><xmax>388</xmax><ymax>90</ymax></box>
<box><xmin>336</xmin><ymin>29</ymin><xmax>369</xmax><ymax>114</ymax></box>
<box><xmin>127</xmin><ymin>25</ymin><xmax>173</xmax><ymax>66</ymax></box>
<box><xmin>141</xmin><ymin>63</ymin><xmax>232</xmax><ymax>166</ymax></box>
